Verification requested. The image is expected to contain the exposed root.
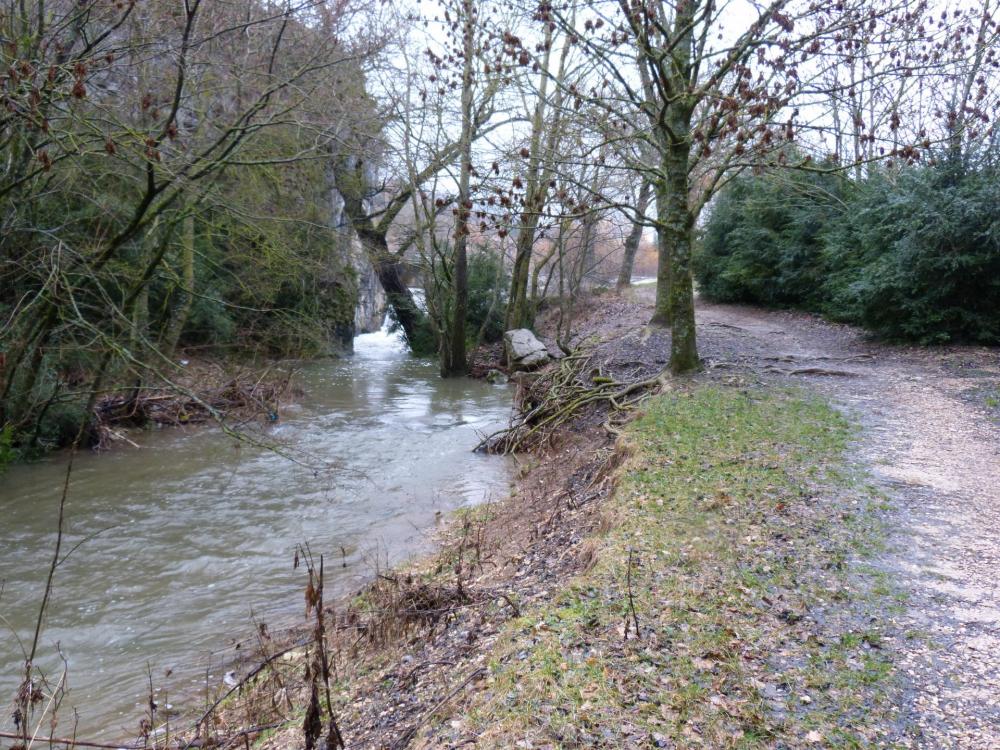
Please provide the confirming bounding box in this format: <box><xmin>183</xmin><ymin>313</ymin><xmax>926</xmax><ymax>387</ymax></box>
<box><xmin>477</xmin><ymin>349</ymin><xmax>669</xmax><ymax>454</ymax></box>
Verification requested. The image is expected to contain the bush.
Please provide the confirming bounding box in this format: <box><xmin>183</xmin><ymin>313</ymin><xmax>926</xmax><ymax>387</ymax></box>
<box><xmin>412</xmin><ymin>245</ymin><xmax>510</xmax><ymax>358</ymax></box>
<box><xmin>695</xmin><ymin>166</ymin><xmax>846</xmax><ymax>309</ymax></box>
<box><xmin>33</xmin><ymin>400</ymin><xmax>92</xmax><ymax>451</ymax></box>
<box><xmin>466</xmin><ymin>248</ymin><xmax>508</xmax><ymax>344</ymax></box>
<box><xmin>0</xmin><ymin>424</ymin><xmax>16</xmax><ymax>474</ymax></box>
<box><xmin>695</xmin><ymin>152</ymin><xmax>1000</xmax><ymax>344</ymax></box>
<box><xmin>823</xmin><ymin>161</ymin><xmax>1000</xmax><ymax>343</ymax></box>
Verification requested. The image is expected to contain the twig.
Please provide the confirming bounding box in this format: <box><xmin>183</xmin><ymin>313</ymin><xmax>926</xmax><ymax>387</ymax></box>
<box><xmin>182</xmin><ymin>638</ymin><xmax>310</xmax><ymax>749</ymax></box>
<box><xmin>496</xmin><ymin>591</ymin><xmax>520</xmax><ymax>617</ymax></box>
<box><xmin>390</xmin><ymin>667</ymin><xmax>486</xmax><ymax>750</ymax></box>
<box><xmin>0</xmin><ymin>730</ymin><xmax>143</xmax><ymax>749</ymax></box>
<box><xmin>624</xmin><ymin>548</ymin><xmax>641</xmax><ymax>641</ymax></box>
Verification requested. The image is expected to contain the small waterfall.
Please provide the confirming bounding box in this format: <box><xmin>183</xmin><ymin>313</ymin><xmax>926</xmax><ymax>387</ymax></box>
<box><xmin>353</xmin><ymin>311</ymin><xmax>407</xmax><ymax>358</ymax></box>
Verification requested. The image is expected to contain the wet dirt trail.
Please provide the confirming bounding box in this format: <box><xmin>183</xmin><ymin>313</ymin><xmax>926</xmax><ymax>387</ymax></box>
<box><xmin>572</xmin><ymin>285</ymin><xmax>1000</xmax><ymax>746</ymax></box>
<box><xmin>674</xmin><ymin>294</ymin><xmax>1000</xmax><ymax>748</ymax></box>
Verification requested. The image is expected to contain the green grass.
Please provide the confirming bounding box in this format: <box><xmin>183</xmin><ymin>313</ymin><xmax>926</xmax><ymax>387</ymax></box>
<box><xmin>461</xmin><ymin>385</ymin><xmax>900</xmax><ymax>748</ymax></box>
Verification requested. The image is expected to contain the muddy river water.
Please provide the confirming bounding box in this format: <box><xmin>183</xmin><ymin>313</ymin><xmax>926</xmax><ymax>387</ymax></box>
<box><xmin>0</xmin><ymin>325</ymin><xmax>512</xmax><ymax>739</ymax></box>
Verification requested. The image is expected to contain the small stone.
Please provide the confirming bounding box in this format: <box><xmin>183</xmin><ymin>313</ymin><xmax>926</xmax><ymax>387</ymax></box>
<box><xmin>485</xmin><ymin>368</ymin><xmax>508</xmax><ymax>384</ymax></box>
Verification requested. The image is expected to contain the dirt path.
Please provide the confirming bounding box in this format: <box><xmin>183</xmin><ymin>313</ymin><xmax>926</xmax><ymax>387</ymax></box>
<box><xmin>671</xmin><ymin>294</ymin><xmax>1000</xmax><ymax>748</ymax></box>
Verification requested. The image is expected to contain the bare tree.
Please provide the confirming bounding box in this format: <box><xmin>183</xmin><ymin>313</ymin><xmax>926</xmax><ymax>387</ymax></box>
<box><xmin>547</xmin><ymin>0</ymin><xmax>953</xmax><ymax>372</ymax></box>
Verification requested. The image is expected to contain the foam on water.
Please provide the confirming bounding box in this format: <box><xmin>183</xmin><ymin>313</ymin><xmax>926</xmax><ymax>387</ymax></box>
<box><xmin>353</xmin><ymin>312</ymin><xmax>407</xmax><ymax>359</ymax></box>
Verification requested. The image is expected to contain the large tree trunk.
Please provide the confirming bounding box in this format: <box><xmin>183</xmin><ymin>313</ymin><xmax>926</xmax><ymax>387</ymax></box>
<box><xmin>366</xmin><ymin>237</ymin><xmax>421</xmax><ymax>345</ymax></box>
<box><xmin>616</xmin><ymin>180</ymin><xmax>651</xmax><ymax>291</ymax></box>
<box><xmin>651</xmin><ymin>2</ymin><xmax>699</xmax><ymax>374</ymax></box>
<box><xmin>662</xmin><ymin>132</ymin><xmax>699</xmax><ymax>373</ymax></box>
<box><xmin>441</xmin><ymin>0</ymin><xmax>476</xmax><ymax>377</ymax></box>
<box><xmin>334</xmin><ymin>155</ymin><xmax>422</xmax><ymax>346</ymax></box>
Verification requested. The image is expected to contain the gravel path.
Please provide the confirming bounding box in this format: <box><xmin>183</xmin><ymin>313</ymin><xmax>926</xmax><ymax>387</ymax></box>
<box><xmin>687</xmin><ymin>297</ymin><xmax>1000</xmax><ymax>749</ymax></box>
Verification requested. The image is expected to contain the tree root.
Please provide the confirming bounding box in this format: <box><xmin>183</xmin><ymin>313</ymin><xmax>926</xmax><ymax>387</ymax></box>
<box><xmin>477</xmin><ymin>349</ymin><xmax>669</xmax><ymax>454</ymax></box>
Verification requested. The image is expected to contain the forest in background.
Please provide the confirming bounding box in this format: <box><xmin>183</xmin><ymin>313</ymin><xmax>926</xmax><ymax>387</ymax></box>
<box><xmin>1</xmin><ymin>0</ymin><xmax>998</xmax><ymax>463</ymax></box>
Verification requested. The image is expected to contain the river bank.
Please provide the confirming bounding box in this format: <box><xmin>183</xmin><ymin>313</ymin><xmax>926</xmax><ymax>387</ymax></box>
<box><xmin>0</xmin><ymin>326</ymin><xmax>512</xmax><ymax>741</ymax></box>
<box><xmin>12</xmin><ymin>288</ymin><xmax>998</xmax><ymax>748</ymax></box>
<box><xmin>189</xmin><ymin>289</ymin><xmax>938</xmax><ymax>749</ymax></box>
<box><xmin>0</xmin><ymin>354</ymin><xmax>300</xmax><ymax>468</ymax></box>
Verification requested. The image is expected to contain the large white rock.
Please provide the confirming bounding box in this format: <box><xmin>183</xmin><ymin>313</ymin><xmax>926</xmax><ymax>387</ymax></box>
<box><xmin>504</xmin><ymin>329</ymin><xmax>550</xmax><ymax>371</ymax></box>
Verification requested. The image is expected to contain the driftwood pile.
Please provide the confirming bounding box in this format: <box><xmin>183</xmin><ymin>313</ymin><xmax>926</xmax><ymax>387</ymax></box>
<box><xmin>94</xmin><ymin>368</ymin><xmax>294</xmax><ymax>448</ymax></box>
<box><xmin>478</xmin><ymin>349</ymin><xmax>668</xmax><ymax>454</ymax></box>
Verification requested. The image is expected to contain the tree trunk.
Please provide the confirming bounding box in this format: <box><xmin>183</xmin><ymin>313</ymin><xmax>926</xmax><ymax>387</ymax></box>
<box><xmin>507</xmin><ymin>200</ymin><xmax>541</xmax><ymax>331</ymax></box>
<box><xmin>652</xmin><ymin>0</ymin><xmax>699</xmax><ymax>374</ymax></box>
<box><xmin>649</xmin><ymin>181</ymin><xmax>672</xmax><ymax>327</ymax></box>
<box><xmin>161</xmin><ymin>213</ymin><xmax>196</xmax><ymax>358</ymax></box>
<box><xmin>506</xmin><ymin>22</ymin><xmax>568</xmax><ymax>331</ymax></box>
<box><xmin>529</xmin><ymin>242</ymin><xmax>557</xmax><ymax>305</ymax></box>
<box><xmin>441</xmin><ymin>0</ymin><xmax>476</xmax><ymax>377</ymax></box>
<box><xmin>616</xmin><ymin>180</ymin><xmax>651</xmax><ymax>291</ymax></box>
<box><xmin>574</xmin><ymin>212</ymin><xmax>598</xmax><ymax>294</ymax></box>
<box><xmin>662</xmin><ymin>138</ymin><xmax>699</xmax><ymax>373</ymax></box>
<box><xmin>506</xmin><ymin>24</ymin><xmax>552</xmax><ymax>332</ymax></box>
<box><xmin>0</xmin><ymin>307</ymin><xmax>55</xmax><ymax>425</ymax></box>
<box><xmin>367</xmin><ymin>239</ymin><xmax>421</xmax><ymax>345</ymax></box>
<box><xmin>335</xmin><ymin>159</ymin><xmax>421</xmax><ymax>345</ymax></box>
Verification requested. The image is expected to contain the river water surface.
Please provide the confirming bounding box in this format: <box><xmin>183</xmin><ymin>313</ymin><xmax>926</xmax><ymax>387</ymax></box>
<box><xmin>0</xmin><ymin>325</ymin><xmax>512</xmax><ymax>739</ymax></box>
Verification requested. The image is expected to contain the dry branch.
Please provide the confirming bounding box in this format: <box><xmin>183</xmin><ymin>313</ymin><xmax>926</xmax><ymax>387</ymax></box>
<box><xmin>477</xmin><ymin>349</ymin><xmax>669</xmax><ymax>454</ymax></box>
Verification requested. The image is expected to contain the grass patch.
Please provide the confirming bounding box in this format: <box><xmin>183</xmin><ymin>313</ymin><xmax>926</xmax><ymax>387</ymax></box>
<box><xmin>460</xmin><ymin>385</ymin><xmax>899</xmax><ymax>748</ymax></box>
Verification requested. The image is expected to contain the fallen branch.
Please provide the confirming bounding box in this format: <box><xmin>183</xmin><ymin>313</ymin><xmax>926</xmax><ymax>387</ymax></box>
<box><xmin>93</xmin><ymin>368</ymin><xmax>295</xmax><ymax>449</ymax></box>
<box><xmin>477</xmin><ymin>349</ymin><xmax>669</xmax><ymax>453</ymax></box>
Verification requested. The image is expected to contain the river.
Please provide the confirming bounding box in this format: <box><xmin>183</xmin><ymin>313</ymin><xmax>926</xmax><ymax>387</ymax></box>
<box><xmin>0</xmin><ymin>324</ymin><xmax>512</xmax><ymax>740</ymax></box>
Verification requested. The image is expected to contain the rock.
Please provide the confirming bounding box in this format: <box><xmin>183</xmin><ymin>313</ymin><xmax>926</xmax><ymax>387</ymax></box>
<box><xmin>485</xmin><ymin>368</ymin><xmax>508</xmax><ymax>385</ymax></box>
<box><xmin>352</xmin><ymin>236</ymin><xmax>387</xmax><ymax>333</ymax></box>
<box><xmin>503</xmin><ymin>329</ymin><xmax>550</xmax><ymax>371</ymax></box>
